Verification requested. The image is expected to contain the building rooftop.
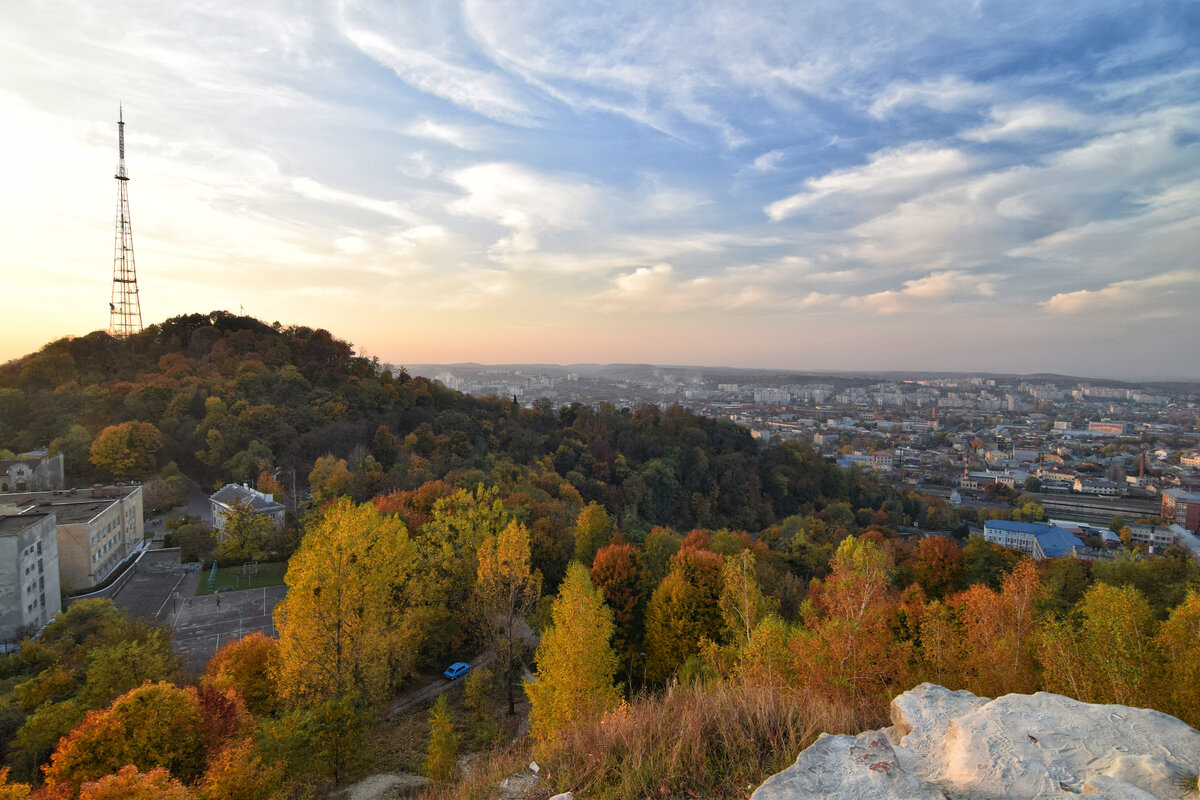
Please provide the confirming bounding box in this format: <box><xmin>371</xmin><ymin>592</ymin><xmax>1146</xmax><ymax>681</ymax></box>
<box><xmin>210</xmin><ymin>484</ymin><xmax>285</xmax><ymax>514</ymax></box>
<box><xmin>0</xmin><ymin>512</ymin><xmax>55</xmax><ymax>535</ymax></box>
<box><xmin>0</xmin><ymin>487</ymin><xmax>139</xmax><ymax>525</ymax></box>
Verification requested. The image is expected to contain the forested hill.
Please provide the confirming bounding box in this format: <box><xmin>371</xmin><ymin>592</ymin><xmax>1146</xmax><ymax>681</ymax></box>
<box><xmin>0</xmin><ymin>311</ymin><xmax>862</xmax><ymax>540</ymax></box>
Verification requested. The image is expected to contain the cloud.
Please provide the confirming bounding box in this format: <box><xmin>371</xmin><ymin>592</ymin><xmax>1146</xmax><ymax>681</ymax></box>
<box><xmin>404</xmin><ymin>118</ymin><xmax>483</xmax><ymax>150</ymax></box>
<box><xmin>334</xmin><ymin>1</ymin><xmax>535</xmax><ymax>125</ymax></box>
<box><xmin>869</xmin><ymin>75</ymin><xmax>991</xmax><ymax>118</ymax></box>
<box><xmin>446</xmin><ymin>162</ymin><xmax>596</xmax><ymax>261</ymax></box>
<box><xmin>1042</xmin><ymin>270</ymin><xmax>1200</xmax><ymax>314</ymax></box>
<box><xmin>290</xmin><ymin>177</ymin><xmax>422</xmax><ymax>224</ymax></box>
<box><xmin>844</xmin><ymin>270</ymin><xmax>1001</xmax><ymax>314</ymax></box>
<box><xmin>962</xmin><ymin>102</ymin><xmax>1090</xmax><ymax>141</ymax></box>
<box><xmin>765</xmin><ymin>145</ymin><xmax>971</xmax><ymax>221</ymax></box>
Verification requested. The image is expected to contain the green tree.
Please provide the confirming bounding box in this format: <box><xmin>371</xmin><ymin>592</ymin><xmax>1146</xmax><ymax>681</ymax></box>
<box><xmin>423</xmin><ymin>694</ymin><xmax>458</xmax><ymax>783</ymax></box>
<box><xmin>49</xmin><ymin>424</ymin><xmax>95</xmax><ymax>484</ymax></box>
<box><xmin>89</xmin><ymin>421</ymin><xmax>163</xmax><ymax>481</ymax></box>
<box><xmin>526</xmin><ymin>562</ymin><xmax>620</xmax><ymax>753</ymax></box>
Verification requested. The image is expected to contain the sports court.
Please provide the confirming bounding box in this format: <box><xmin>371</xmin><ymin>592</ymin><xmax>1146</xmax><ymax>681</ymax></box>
<box><xmin>109</xmin><ymin>549</ymin><xmax>288</xmax><ymax>673</ymax></box>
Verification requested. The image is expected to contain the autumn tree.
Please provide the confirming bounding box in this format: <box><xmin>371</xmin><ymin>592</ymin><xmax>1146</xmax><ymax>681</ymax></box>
<box><xmin>950</xmin><ymin>559</ymin><xmax>1044</xmax><ymax>696</ymax></box>
<box><xmin>590</xmin><ymin>543</ymin><xmax>641</xmax><ymax>684</ymax></box>
<box><xmin>78</xmin><ymin>766</ymin><xmax>194</xmax><ymax>800</ymax></box>
<box><xmin>259</xmin><ymin>694</ymin><xmax>368</xmax><ymax>786</ymax></box>
<box><xmin>273</xmin><ymin>498</ymin><xmax>414</xmax><ymax>707</ymax></box>
<box><xmin>910</xmin><ymin>535</ymin><xmax>962</xmax><ymax>598</ymax></box>
<box><xmin>1038</xmin><ymin>582</ymin><xmax>1157</xmax><ymax>707</ymax></box>
<box><xmin>89</xmin><ymin>421</ymin><xmax>162</xmax><ymax>481</ymax></box>
<box><xmin>573</xmin><ymin>502</ymin><xmax>615</xmax><ymax>566</ymax></box>
<box><xmin>1154</xmin><ymin>591</ymin><xmax>1200</xmax><ymax>726</ymax></box>
<box><xmin>0</xmin><ymin>769</ymin><xmax>30</xmax><ymax>800</ymax></box>
<box><xmin>42</xmin><ymin>682</ymin><xmax>208</xmax><ymax>793</ymax></box>
<box><xmin>214</xmin><ymin>501</ymin><xmax>274</xmax><ymax>564</ymax></box>
<box><xmin>423</xmin><ymin>694</ymin><xmax>458</xmax><ymax>783</ymax></box>
<box><xmin>643</xmin><ymin>547</ymin><xmax>724</xmax><ymax>682</ymax></box>
<box><xmin>796</xmin><ymin>535</ymin><xmax>907</xmax><ymax>706</ymax></box>
<box><xmin>719</xmin><ymin>549</ymin><xmax>771</xmax><ymax>649</ymax></box>
<box><xmin>195</xmin><ymin>738</ymin><xmax>283</xmax><ymax>800</ymax></box>
<box><xmin>307</xmin><ymin>454</ymin><xmax>352</xmax><ymax>505</ymax></box>
<box><xmin>526</xmin><ymin>562</ymin><xmax>620</xmax><ymax>753</ymax></box>
<box><xmin>474</xmin><ymin>520</ymin><xmax>542</xmax><ymax>715</ymax></box>
<box><xmin>202</xmin><ymin>632</ymin><xmax>279</xmax><ymax>717</ymax></box>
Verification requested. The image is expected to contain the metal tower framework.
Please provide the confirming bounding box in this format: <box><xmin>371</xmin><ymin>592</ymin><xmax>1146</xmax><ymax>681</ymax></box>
<box><xmin>110</xmin><ymin>106</ymin><xmax>142</xmax><ymax>338</ymax></box>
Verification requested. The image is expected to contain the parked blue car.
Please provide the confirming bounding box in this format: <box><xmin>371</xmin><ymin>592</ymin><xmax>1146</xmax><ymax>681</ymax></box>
<box><xmin>444</xmin><ymin>662</ymin><xmax>471</xmax><ymax>680</ymax></box>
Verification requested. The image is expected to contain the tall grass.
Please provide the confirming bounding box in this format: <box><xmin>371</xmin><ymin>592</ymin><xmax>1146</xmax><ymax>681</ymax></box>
<box><xmin>538</xmin><ymin>682</ymin><xmax>885</xmax><ymax>799</ymax></box>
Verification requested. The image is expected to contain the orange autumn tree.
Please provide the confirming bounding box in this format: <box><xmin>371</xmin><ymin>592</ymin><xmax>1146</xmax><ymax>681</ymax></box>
<box><xmin>194</xmin><ymin>738</ymin><xmax>283</xmax><ymax>800</ymax></box>
<box><xmin>41</xmin><ymin>682</ymin><xmax>208</xmax><ymax>795</ymax></box>
<box><xmin>590</xmin><ymin>543</ymin><xmax>641</xmax><ymax>682</ymax></box>
<box><xmin>201</xmin><ymin>632</ymin><xmax>280</xmax><ymax>717</ymax></box>
<box><xmin>795</xmin><ymin>535</ymin><xmax>908</xmax><ymax>707</ymax></box>
<box><xmin>950</xmin><ymin>558</ymin><xmax>1044</xmax><ymax>697</ymax></box>
<box><xmin>78</xmin><ymin>766</ymin><xmax>193</xmax><ymax>800</ymax></box>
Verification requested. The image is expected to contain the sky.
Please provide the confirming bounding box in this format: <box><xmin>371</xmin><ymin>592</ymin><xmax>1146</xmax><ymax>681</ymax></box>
<box><xmin>2</xmin><ymin>1</ymin><xmax>1198</xmax><ymax>380</ymax></box>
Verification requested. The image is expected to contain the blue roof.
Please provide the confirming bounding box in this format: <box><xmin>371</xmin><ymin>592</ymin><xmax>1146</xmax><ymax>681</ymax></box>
<box><xmin>1035</xmin><ymin>527</ymin><xmax>1085</xmax><ymax>558</ymax></box>
<box><xmin>984</xmin><ymin>520</ymin><xmax>1084</xmax><ymax>558</ymax></box>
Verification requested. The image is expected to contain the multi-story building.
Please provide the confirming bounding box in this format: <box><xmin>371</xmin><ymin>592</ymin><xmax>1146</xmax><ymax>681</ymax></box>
<box><xmin>1162</xmin><ymin>488</ymin><xmax>1200</xmax><ymax>533</ymax></box>
<box><xmin>0</xmin><ymin>512</ymin><xmax>62</xmax><ymax>642</ymax></box>
<box><xmin>983</xmin><ymin>520</ymin><xmax>1085</xmax><ymax>561</ymax></box>
<box><xmin>0</xmin><ymin>485</ymin><xmax>144</xmax><ymax>593</ymax></box>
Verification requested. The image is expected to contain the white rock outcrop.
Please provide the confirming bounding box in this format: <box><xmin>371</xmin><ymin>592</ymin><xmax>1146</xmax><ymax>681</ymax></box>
<box><xmin>752</xmin><ymin>683</ymin><xmax>1200</xmax><ymax>800</ymax></box>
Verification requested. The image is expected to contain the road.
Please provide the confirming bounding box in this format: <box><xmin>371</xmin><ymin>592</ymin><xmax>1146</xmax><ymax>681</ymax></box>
<box><xmin>384</xmin><ymin>619</ymin><xmax>538</xmax><ymax>719</ymax></box>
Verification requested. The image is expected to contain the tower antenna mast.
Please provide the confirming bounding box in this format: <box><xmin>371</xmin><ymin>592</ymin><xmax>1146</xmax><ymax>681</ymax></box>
<box><xmin>109</xmin><ymin>105</ymin><xmax>142</xmax><ymax>338</ymax></box>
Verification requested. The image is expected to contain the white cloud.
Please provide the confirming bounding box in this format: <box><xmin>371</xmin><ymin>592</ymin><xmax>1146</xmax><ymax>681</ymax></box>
<box><xmin>404</xmin><ymin>118</ymin><xmax>483</xmax><ymax>150</ymax></box>
<box><xmin>1043</xmin><ymin>270</ymin><xmax>1200</xmax><ymax>314</ymax></box>
<box><xmin>750</xmin><ymin>150</ymin><xmax>786</xmax><ymax>173</ymax></box>
<box><xmin>291</xmin><ymin>177</ymin><xmax>422</xmax><ymax>224</ymax></box>
<box><xmin>766</xmin><ymin>145</ymin><xmax>971</xmax><ymax>221</ymax></box>
<box><xmin>446</xmin><ymin>162</ymin><xmax>596</xmax><ymax>261</ymax></box>
<box><xmin>962</xmin><ymin>102</ymin><xmax>1090</xmax><ymax>141</ymax></box>
<box><xmin>335</xmin><ymin>1</ymin><xmax>535</xmax><ymax>125</ymax></box>
<box><xmin>843</xmin><ymin>270</ymin><xmax>1001</xmax><ymax>314</ymax></box>
<box><xmin>869</xmin><ymin>75</ymin><xmax>991</xmax><ymax>118</ymax></box>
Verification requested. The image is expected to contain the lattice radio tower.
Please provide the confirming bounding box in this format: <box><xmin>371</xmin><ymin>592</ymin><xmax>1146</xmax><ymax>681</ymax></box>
<box><xmin>109</xmin><ymin>105</ymin><xmax>143</xmax><ymax>338</ymax></box>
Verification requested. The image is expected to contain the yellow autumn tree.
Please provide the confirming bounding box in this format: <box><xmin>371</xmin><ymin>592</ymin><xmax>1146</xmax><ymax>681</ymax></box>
<box><xmin>474</xmin><ymin>520</ymin><xmax>541</xmax><ymax>715</ymax></box>
<box><xmin>526</xmin><ymin>562</ymin><xmax>620</xmax><ymax>754</ymax></box>
<box><xmin>273</xmin><ymin>498</ymin><xmax>414</xmax><ymax>707</ymax></box>
<box><xmin>1155</xmin><ymin>591</ymin><xmax>1200</xmax><ymax>726</ymax></box>
<box><xmin>1037</xmin><ymin>582</ymin><xmax>1157</xmax><ymax>707</ymax></box>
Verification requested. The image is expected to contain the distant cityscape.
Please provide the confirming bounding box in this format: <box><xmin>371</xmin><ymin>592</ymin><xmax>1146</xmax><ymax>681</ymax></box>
<box><xmin>407</xmin><ymin>363</ymin><xmax>1200</xmax><ymax>541</ymax></box>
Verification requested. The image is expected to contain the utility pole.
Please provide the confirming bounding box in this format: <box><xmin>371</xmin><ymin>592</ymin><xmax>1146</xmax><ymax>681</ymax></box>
<box><xmin>110</xmin><ymin>106</ymin><xmax>143</xmax><ymax>338</ymax></box>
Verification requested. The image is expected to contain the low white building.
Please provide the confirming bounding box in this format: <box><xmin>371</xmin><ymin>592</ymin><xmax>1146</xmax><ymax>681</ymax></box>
<box><xmin>210</xmin><ymin>483</ymin><xmax>286</xmax><ymax>532</ymax></box>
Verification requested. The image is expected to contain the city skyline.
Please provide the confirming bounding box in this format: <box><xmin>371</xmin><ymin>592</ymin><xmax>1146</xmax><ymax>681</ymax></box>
<box><xmin>2</xmin><ymin>1</ymin><xmax>1198</xmax><ymax>380</ymax></box>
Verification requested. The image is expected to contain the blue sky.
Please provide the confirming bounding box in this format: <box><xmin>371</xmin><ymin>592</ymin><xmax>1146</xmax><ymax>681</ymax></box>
<box><xmin>2</xmin><ymin>0</ymin><xmax>1198</xmax><ymax>379</ymax></box>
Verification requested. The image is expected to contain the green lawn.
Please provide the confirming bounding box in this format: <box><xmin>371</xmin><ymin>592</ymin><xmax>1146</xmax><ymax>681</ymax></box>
<box><xmin>195</xmin><ymin>560</ymin><xmax>289</xmax><ymax>596</ymax></box>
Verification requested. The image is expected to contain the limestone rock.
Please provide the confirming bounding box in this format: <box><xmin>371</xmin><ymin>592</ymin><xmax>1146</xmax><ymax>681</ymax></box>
<box><xmin>752</xmin><ymin>683</ymin><xmax>1200</xmax><ymax>800</ymax></box>
<box><xmin>751</xmin><ymin>729</ymin><xmax>947</xmax><ymax>800</ymax></box>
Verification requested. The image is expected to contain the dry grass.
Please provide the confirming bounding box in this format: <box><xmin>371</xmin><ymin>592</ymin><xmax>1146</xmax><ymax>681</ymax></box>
<box><xmin>535</xmin><ymin>682</ymin><xmax>885</xmax><ymax>799</ymax></box>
